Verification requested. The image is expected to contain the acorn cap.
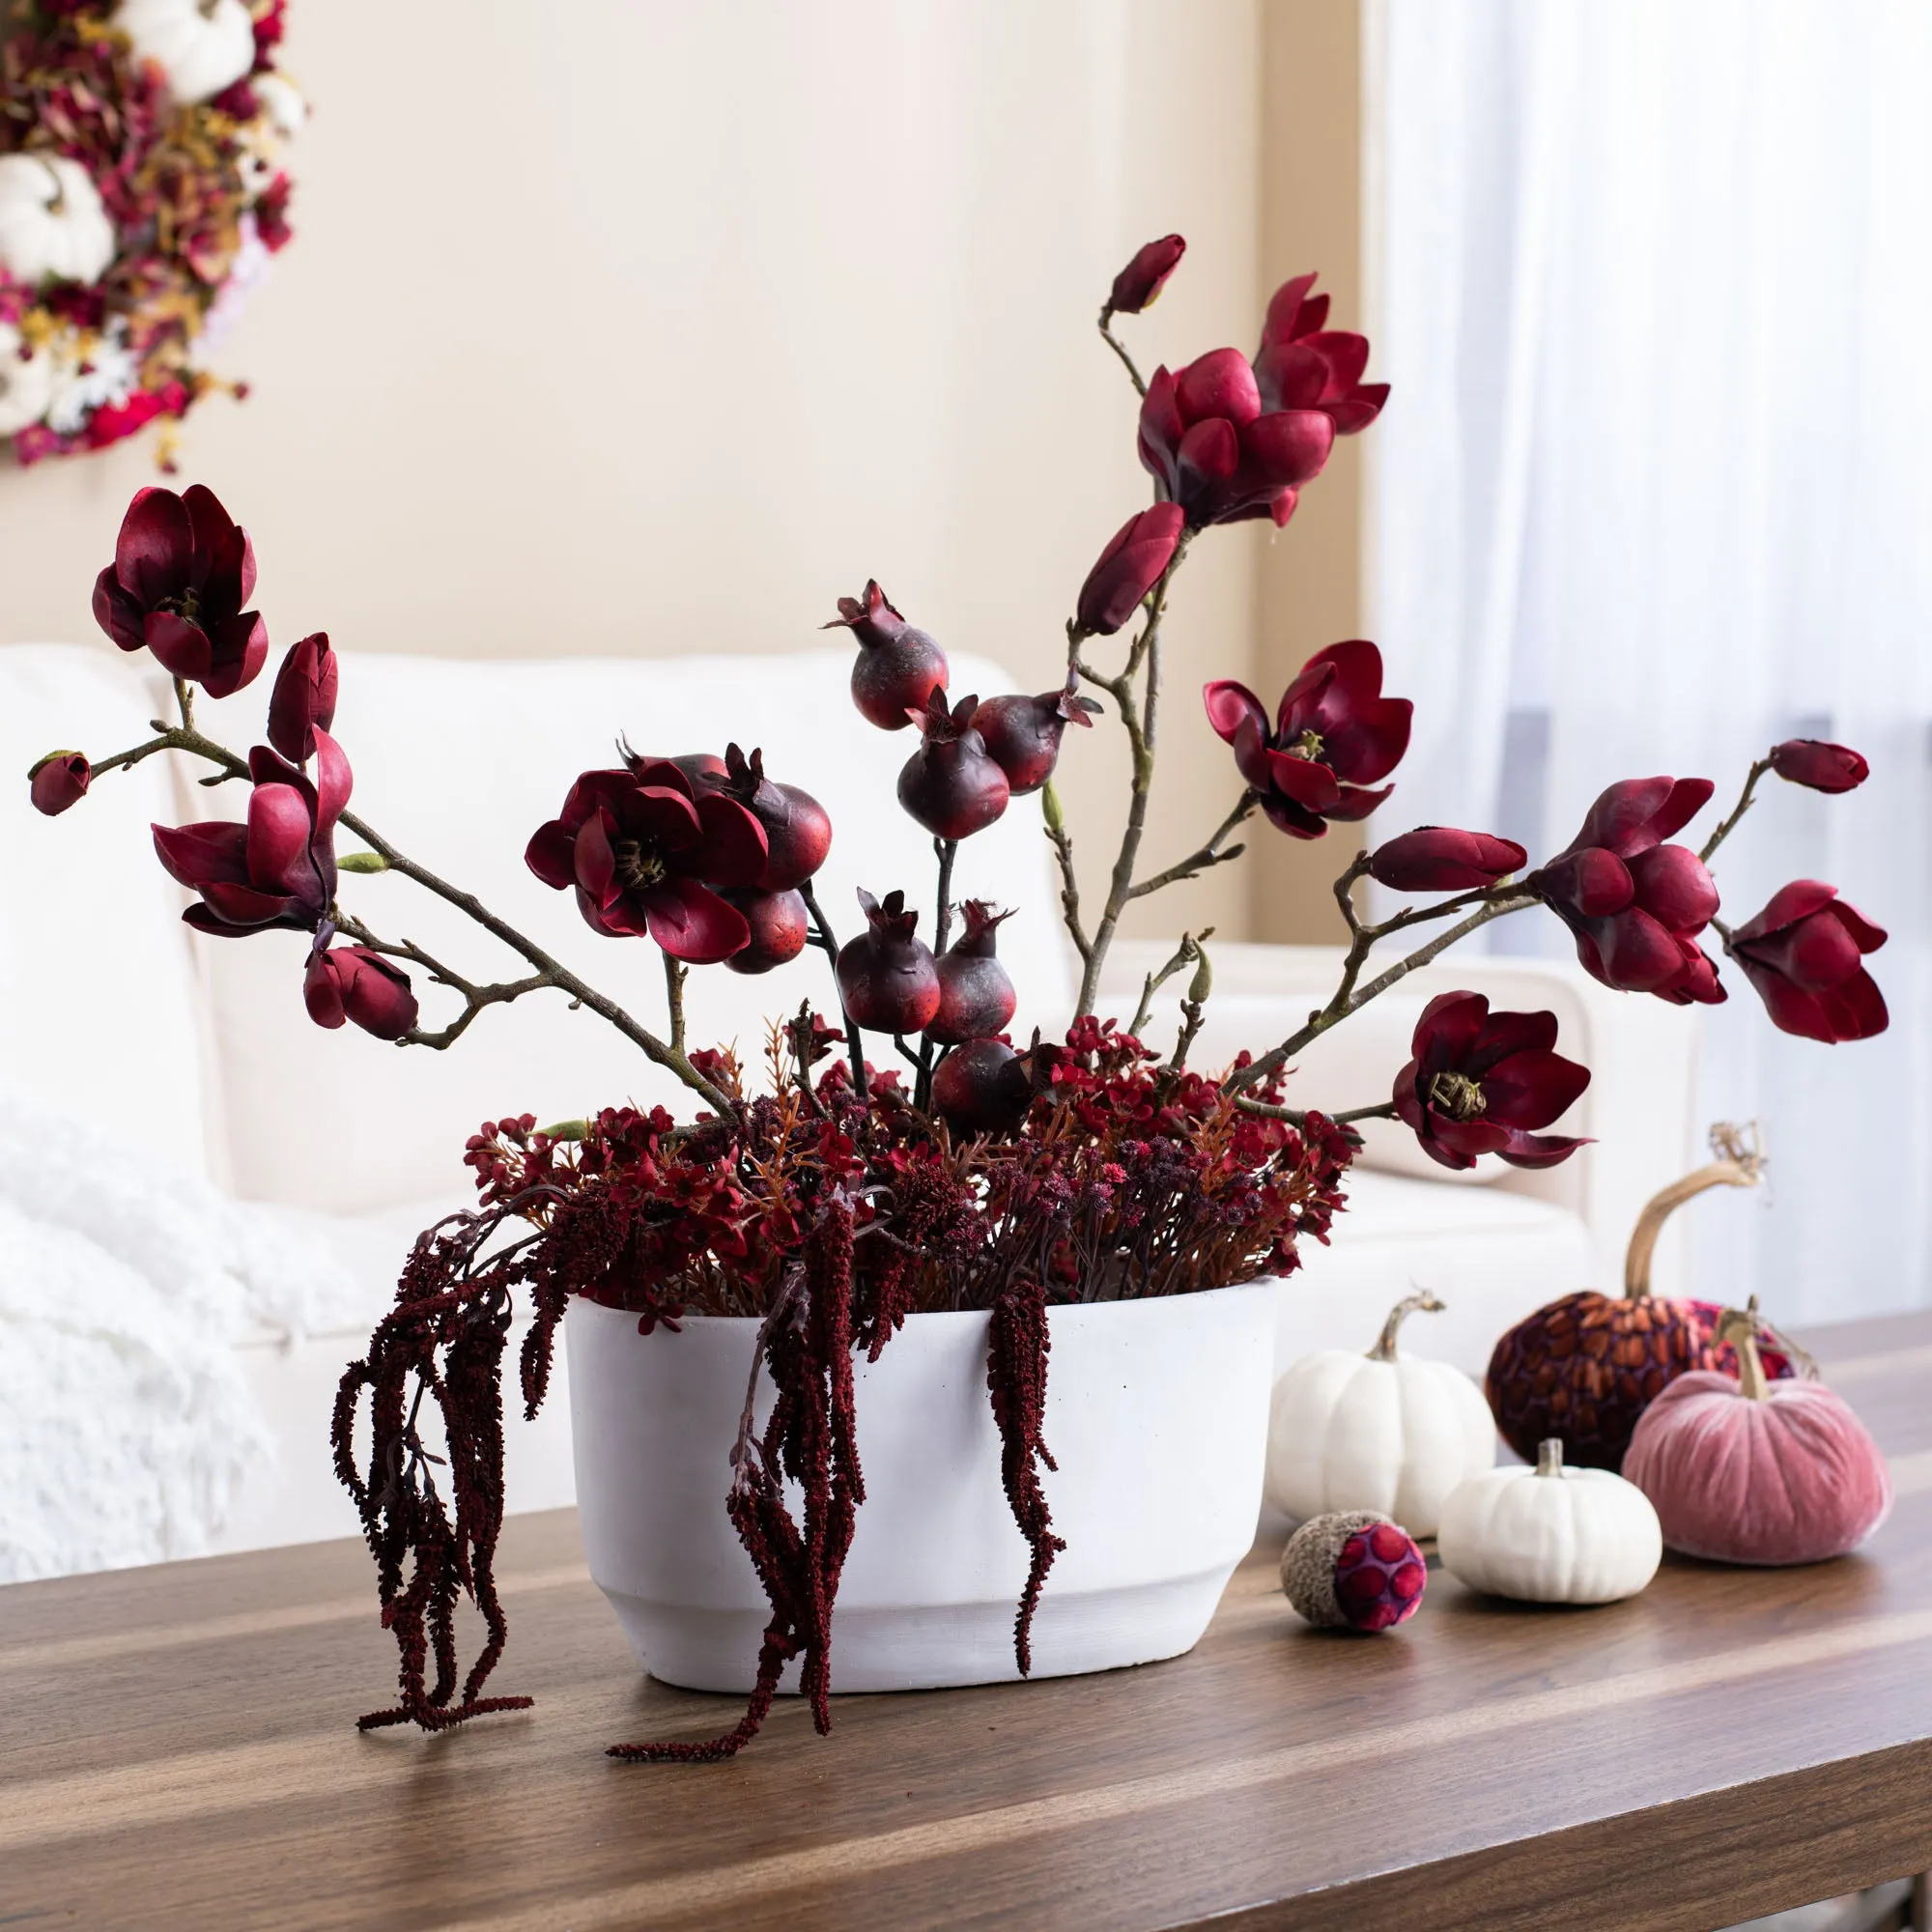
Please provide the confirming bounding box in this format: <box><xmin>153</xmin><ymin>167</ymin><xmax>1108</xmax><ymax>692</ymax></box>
<box><xmin>1281</xmin><ymin>1510</ymin><xmax>1391</xmax><ymax>1628</ymax></box>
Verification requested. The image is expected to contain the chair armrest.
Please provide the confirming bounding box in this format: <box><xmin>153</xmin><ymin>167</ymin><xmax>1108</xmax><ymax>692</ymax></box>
<box><xmin>1098</xmin><ymin>939</ymin><xmax>1705</xmax><ymax>1295</ymax></box>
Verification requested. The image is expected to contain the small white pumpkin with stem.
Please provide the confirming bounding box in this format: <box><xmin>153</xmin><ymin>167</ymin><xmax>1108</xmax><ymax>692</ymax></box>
<box><xmin>1438</xmin><ymin>1437</ymin><xmax>1662</xmax><ymax>1604</ymax></box>
<box><xmin>0</xmin><ymin>323</ymin><xmax>56</xmax><ymax>437</ymax></box>
<box><xmin>0</xmin><ymin>156</ymin><xmax>116</xmax><ymax>288</ymax></box>
<box><xmin>116</xmin><ymin>0</ymin><xmax>258</xmax><ymax>106</ymax></box>
<box><xmin>1264</xmin><ymin>1289</ymin><xmax>1496</xmax><ymax>1537</ymax></box>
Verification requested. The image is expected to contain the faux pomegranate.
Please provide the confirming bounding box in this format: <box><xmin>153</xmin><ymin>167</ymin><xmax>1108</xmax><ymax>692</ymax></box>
<box><xmin>897</xmin><ymin>691</ymin><xmax>1010</xmax><ymax>839</ymax></box>
<box><xmin>719</xmin><ymin>743</ymin><xmax>833</xmax><ymax>892</ymax></box>
<box><xmin>722</xmin><ymin>888</ymin><xmax>810</xmax><ymax>975</ymax></box>
<box><xmin>828</xmin><ymin>580</ymin><xmax>949</xmax><ymax>731</ymax></box>
<box><xmin>926</xmin><ymin>900</ymin><xmax>1017</xmax><ymax>1044</ymax></box>
<box><xmin>836</xmin><ymin>889</ymin><xmax>941</xmax><ymax>1034</ymax></box>
<box><xmin>970</xmin><ymin>688</ymin><xmax>1101</xmax><ymax>796</ymax></box>
<box><xmin>930</xmin><ymin>1037</ymin><xmax>1032</xmax><ymax>1135</ymax></box>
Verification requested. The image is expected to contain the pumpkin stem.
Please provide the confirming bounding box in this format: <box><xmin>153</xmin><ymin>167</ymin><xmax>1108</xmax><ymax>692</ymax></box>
<box><xmin>1622</xmin><ymin>1121</ymin><xmax>1767</xmax><ymax>1300</ymax></box>
<box><xmin>1367</xmin><ymin>1287</ymin><xmax>1445</xmax><ymax>1362</ymax></box>
<box><xmin>1716</xmin><ymin>1296</ymin><xmax>1772</xmax><ymax>1402</ymax></box>
<box><xmin>35</xmin><ymin>156</ymin><xmax>65</xmax><ymax>216</ymax></box>
<box><xmin>1536</xmin><ymin>1437</ymin><xmax>1565</xmax><ymax>1477</ymax></box>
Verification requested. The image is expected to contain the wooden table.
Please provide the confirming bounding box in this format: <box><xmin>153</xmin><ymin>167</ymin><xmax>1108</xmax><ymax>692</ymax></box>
<box><xmin>5</xmin><ymin>1314</ymin><xmax>1932</xmax><ymax>1931</ymax></box>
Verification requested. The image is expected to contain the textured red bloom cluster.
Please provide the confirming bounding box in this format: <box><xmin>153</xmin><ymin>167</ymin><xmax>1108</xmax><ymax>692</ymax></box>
<box><xmin>0</xmin><ymin>2</ymin><xmax>302</xmax><ymax>465</ymax></box>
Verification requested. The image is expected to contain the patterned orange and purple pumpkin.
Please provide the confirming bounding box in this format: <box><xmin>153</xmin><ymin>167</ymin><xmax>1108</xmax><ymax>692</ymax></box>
<box><xmin>1624</xmin><ymin>1299</ymin><xmax>1891</xmax><ymax>1565</ymax></box>
<box><xmin>1485</xmin><ymin>1126</ymin><xmax>1801</xmax><ymax>1471</ymax></box>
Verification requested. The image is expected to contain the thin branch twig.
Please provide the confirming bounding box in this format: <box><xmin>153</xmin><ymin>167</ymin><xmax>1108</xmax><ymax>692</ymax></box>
<box><xmin>1699</xmin><ymin>757</ymin><xmax>1773</xmax><ymax>866</ymax></box>
<box><xmin>1128</xmin><ymin>792</ymin><xmax>1257</xmax><ymax>900</ymax></box>
<box><xmin>1096</xmin><ymin>309</ymin><xmax>1149</xmax><ymax>397</ymax></box>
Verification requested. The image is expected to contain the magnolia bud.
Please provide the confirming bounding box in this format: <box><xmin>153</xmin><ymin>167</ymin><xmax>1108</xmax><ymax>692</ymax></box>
<box><xmin>1040</xmin><ymin>780</ymin><xmax>1065</xmax><ymax>835</ymax></box>
<box><xmin>1186</xmin><ymin>947</ymin><xmax>1213</xmax><ymax>1007</ymax></box>
<box><xmin>337</xmin><ymin>850</ymin><xmax>390</xmax><ymax>874</ymax></box>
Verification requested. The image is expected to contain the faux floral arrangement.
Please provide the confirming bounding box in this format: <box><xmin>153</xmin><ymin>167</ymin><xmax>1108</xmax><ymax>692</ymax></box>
<box><xmin>28</xmin><ymin>230</ymin><xmax>1886</xmax><ymax>1761</ymax></box>
<box><xmin>0</xmin><ymin>0</ymin><xmax>298</xmax><ymax>465</ymax></box>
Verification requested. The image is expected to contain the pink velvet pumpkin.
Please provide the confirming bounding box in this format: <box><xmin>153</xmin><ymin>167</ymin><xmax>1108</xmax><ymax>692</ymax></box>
<box><xmin>1624</xmin><ymin>1298</ymin><xmax>1891</xmax><ymax>1566</ymax></box>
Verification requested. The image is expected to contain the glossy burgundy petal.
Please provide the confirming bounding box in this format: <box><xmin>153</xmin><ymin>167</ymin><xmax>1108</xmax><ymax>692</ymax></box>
<box><xmin>1177</xmin><ymin>415</ymin><xmax>1239</xmax><ymax>484</ymax></box>
<box><xmin>144</xmin><ymin>611</ymin><xmax>213</xmax><ymax>684</ymax></box>
<box><xmin>92</xmin><ymin>567</ymin><xmax>146</xmax><ymax>652</ymax></box>
<box><xmin>1078</xmin><ymin>504</ymin><xmax>1184</xmax><ymax>637</ymax></box>
<box><xmin>302</xmin><ymin>950</ymin><xmax>347</xmax><ymax>1029</ymax></box>
<box><xmin>1107</xmin><ymin>233</ymin><xmax>1185</xmax><ymax>315</ymax></box>
<box><xmin>1496</xmin><ymin>1130</ymin><xmax>1593</xmax><ymax>1170</ymax></box>
<box><xmin>573</xmin><ymin>810</ymin><xmax>619</xmax><ymax>911</ymax></box>
<box><xmin>1481</xmin><ymin>1048</ymin><xmax>1590</xmax><ymax>1130</ymax></box>
<box><xmin>1263</xmin><ymin>750</ymin><xmax>1342</xmax><ymax>815</ymax></box>
<box><xmin>1262</xmin><ymin>271</ymin><xmax>1319</xmax><ymax>346</ymax></box>
<box><xmin>621</xmin><ymin>784</ymin><xmax>706</xmax><ymax>851</ymax></box>
<box><xmin>1136</xmin><ymin>366</ymin><xmax>1184</xmax><ymax>492</ymax></box>
<box><xmin>247</xmin><ymin>781</ymin><xmax>319</xmax><ymax>895</ymax></box>
<box><xmin>1569</xmin><ymin>777</ymin><xmax>1677</xmax><ymax>858</ymax></box>
<box><xmin>1770</xmin><ymin>739</ymin><xmax>1868</xmax><ymax>793</ymax></box>
<box><xmin>1204</xmin><ymin>679</ymin><xmax>1268</xmax><ymax>748</ymax></box>
<box><xmin>1370</xmin><ymin>827</ymin><xmax>1527</xmax><ymax>892</ymax></box>
<box><xmin>1321</xmin><ymin>782</ymin><xmax>1393</xmax><ymax>821</ymax></box>
<box><xmin>1175</xmin><ymin>348</ymin><xmax>1261</xmax><ymax>426</ymax></box>
<box><xmin>691</xmin><ymin>792</ymin><xmax>770</xmax><ymax>889</ymax></box>
<box><xmin>1410</xmin><ymin>990</ymin><xmax>1491</xmax><ymax>1065</ymax></box>
<box><xmin>1466</xmin><ymin>1007</ymin><xmax>1559</xmax><ymax>1071</ymax></box>
<box><xmin>115</xmin><ymin>488</ymin><xmax>193</xmax><ymax>606</ymax></box>
<box><xmin>1592</xmin><ymin>907</ymin><xmax>1691</xmax><ymax>991</ymax></box>
<box><xmin>1255</xmin><ymin>338</ymin><xmax>1332</xmax><ymax>412</ymax></box>
<box><xmin>1653</xmin><ymin>778</ymin><xmax>1715</xmax><ymax>842</ymax></box>
<box><xmin>28</xmin><ymin>752</ymin><xmax>90</xmax><ymax>816</ymax></box>
<box><xmin>642</xmin><ymin>874</ymin><xmax>753</xmax><ymax>964</ymax></box>
<box><xmin>268</xmin><ymin>633</ymin><xmax>337</xmax><ymax>762</ymax></box>
<box><xmin>1626</xmin><ymin>843</ymin><xmax>1718</xmax><ymax>931</ymax></box>
<box><xmin>195</xmin><ymin>881</ymin><xmax>299</xmax><ymax>927</ymax></box>
<box><xmin>208</xmin><ymin>612</ymin><xmax>270</xmax><ymax>697</ymax></box>
<box><xmin>1326</xmin><ymin>385</ymin><xmax>1389</xmax><ymax>435</ymax></box>
<box><xmin>526</xmin><ymin>819</ymin><xmax>576</xmax><ymax>891</ymax></box>
<box><xmin>1735</xmin><ymin>879</ymin><xmax>1841</xmax><ymax>944</ymax></box>
<box><xmin>1300</xmin><ymin>329</ymin><xmax>1371</xmax><ymax>396</ymax></box>
<box><xmin>1533</xmin><ymin>847</ymin><xmax>1634</xmax><ymax>919</ymax></box>
<box><xmin>1238</xmin><ymin>408</ymin><xmax>1335</xmax><ymax>490</ymax></box>
<box><xmin>153</xmin><ymin>820</ymin><xmax>250</xmax><ymax>889</ymax></box>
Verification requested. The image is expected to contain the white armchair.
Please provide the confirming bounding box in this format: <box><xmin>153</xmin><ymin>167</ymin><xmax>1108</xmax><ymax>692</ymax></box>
<box><xmin>2</xmin><ymin>642</ymin><xmax>1704</xmax><ymax>1570</ymax></box>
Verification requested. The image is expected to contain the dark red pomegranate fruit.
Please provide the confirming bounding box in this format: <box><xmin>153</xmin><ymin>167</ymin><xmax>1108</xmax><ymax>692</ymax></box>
<box><xmin>720</xmin><ymin>743</ymin><xmax>833</xmax><ymax>892</ymax></box>
<box><xmin>835</xmin><ymin>888</ymin><xmax>941</xmax><ymax>1033</ymax></box>
<box><xmin>827</xmin><ymin>580</ymin><xmax>949</xmax><ymax>731</ymax></box>
<box><xmin>721</xmin><ymin>888</ymin><xmax>810</xmax><ymax>975</ymax></box>
<box><xmin>926</xmin><ymin>901</ymin><xmax>1017</xmax><ymax>1044</ymax></box>
<box><xmin>930</xmin><ymin>1037</ymin><xmax>1032</xmax><ymax>1135</ymax></box>
<box><xmin>970</xmin><ymin>688</ymin><xmax>1101</xmax><ymax>795</ymax></box>
<box><xmin>897</xmin><ymin>692</ymin><xmax>1010</xmax><ymax>839</ymax></box>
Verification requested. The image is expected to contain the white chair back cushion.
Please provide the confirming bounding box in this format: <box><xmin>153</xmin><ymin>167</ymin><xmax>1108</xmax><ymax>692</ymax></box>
<box><xmin>180</xmin><ymin>649</ymin><xmax>1073</xmax><ymax>1209</ymax></box>
<box><xmin>0</xmin><ymin>645</ymin><xmax>221</xmax><ymax>1181</ymax></box>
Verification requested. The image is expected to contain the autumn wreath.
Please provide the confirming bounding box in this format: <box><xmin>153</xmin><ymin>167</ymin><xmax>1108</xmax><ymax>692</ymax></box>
<box><xmin>0</xmin><ymin>0</ymin><xmax>298</xmax><ymax>465</ymax></box>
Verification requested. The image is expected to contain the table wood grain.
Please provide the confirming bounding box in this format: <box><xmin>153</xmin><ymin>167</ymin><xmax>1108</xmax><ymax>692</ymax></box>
<box><xmin>4</xmin><ymin>1314</ymin><xmax>1931</xmax><ymax>1931</ymax></box>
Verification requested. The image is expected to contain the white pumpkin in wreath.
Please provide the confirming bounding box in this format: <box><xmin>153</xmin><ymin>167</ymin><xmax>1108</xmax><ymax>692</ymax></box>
<box><xmin>1264</xmin><ymin>1289</ymin><xmax>1495</xmax><ymax>1537</ymax></box>
<box><xmin>0</xmin><ymin>324</ymin><xmax>55</xmax><ymax>437</ymax></box>
<box><xmin>0</xmin><ymin>156</ymin><xmax>116</xmax><ymax>289</ymax></box>
<box><xmin>1437</xmin><ymin>1438</ymin><xmax>1662</xmax><ymax>1604</ymax></box>
<box><xmin>116</xmin><ymin>0</ymin><xmax>258</xmax><ymax>105</ymax></box>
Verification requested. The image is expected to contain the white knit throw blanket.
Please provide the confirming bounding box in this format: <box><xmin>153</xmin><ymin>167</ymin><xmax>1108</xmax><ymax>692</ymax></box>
<box><xmin>0</xmin><ymin>1094</ymin><xmax>369</xmax><ymax>1582</ymax></box>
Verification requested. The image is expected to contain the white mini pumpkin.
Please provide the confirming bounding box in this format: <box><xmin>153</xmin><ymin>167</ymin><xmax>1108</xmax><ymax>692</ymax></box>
<box><xmin>1265</xmin><ymin>1290</ymin><xmax>1496</xmax><ymax>1537</ymax></box>
<box><xmin>0</xmin><ymin>156</ymin><xmax>117</xmax><ymax>288</ymax></box>
<box><xmin>1438</xmin><ymin>1438</ymin><xmax>1662</xmax><ymax>1604</ymax></box>
<box><xmin>0</xmin><ymin>325</ymin><xmax>55</xmax><ymax>437</ymax></box>
<box><xmin>116</xmin><ymin>0</ymin><xmax>258</xmax><ymax>106</ymax></box>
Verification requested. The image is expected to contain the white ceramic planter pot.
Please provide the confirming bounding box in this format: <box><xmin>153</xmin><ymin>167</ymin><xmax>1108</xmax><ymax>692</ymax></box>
<box><xmin>566</xmin><ymin>1279</ymin><xmax>1274</xmax><ymax>1694</ymax></box>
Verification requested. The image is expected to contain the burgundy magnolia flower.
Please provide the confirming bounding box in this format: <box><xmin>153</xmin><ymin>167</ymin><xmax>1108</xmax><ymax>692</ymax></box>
<box><xmin>1138</xmin><ymin>346</ymin><xmax>1335</xmax><ymax>528</ymax></box>
<box><xmin>28</xmin><ymin>751</ymin><xmax>90</xmax><ymax>816</ymax></box>
<box><xmin>1105</xmin><ymin>234</ymin><xmax>1185</xmax><ymax>317</ymax></box>
<box><xmin>1205</xmin><ymin>641</ymin><xmax>1412</xmax><ymax>838</ymax></box>
<box><xmin>267</xmin><ymin>633</ymin><xmax>338</xmax><ymax>764</ymax></box>
<box><xmin>303</xmin><ymin>943</ymin><xmax>419</xmax><ymax>1040</ymax></box>
<box><xmin>152</xmin><ymin>734</ymin><xmax>350</xmax><ymax>936</ymax></box>
<box><xmin>1253</xmin><ymin>271</ymin><xmax>1389</xmax><ymax>433</ymax></box>
<box><xmin>526</xmin><ymin>763</ymin><xmax>767</xmax><ymax>963</ymax></box>
<box><xmin>1730</xmin><ymin>882</ymin><xmax>1888</xmax><ymax>1043</ymax></box>
<box><xmin>1769</xmin><ymin>739</ymin><xmax>1869</xmax><ymax>794</ymax></box>
<box><xmin>1369</xmin><ymin>826</ymin><xmax>1526</xmax><ymax>893</ymax></box>
<box><xmin>1393</xmin><ymin>991</ymin><xmax>1591</xmax><ymax>1172</ymax></box>
<box><xmin>92</xmin><ymin>486</ymin><xmax>269</xmax><ymax>698</ymax></box>
<box><xmin>1074</xmin><ymin>502</ymin><xmax>1185</xmax><ymax>637</ymax></box>
<box><xmin>1527</xmin><ymin>778</ymin><xmax>1723</xmax><ymax>1004</ymax></box>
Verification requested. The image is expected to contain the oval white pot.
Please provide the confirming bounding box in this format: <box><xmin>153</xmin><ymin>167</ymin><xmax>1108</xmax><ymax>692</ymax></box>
<box><xmin>566</xmin><ymin>1279</ymin><xmax>1274</xmax><ymax>1694</ymax></box>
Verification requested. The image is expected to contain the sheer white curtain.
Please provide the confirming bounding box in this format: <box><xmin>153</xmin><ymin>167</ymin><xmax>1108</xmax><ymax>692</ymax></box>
<box><xmin>1369</xmin><ymin>0</ymin><xmax>1932</xmax><ymax>1322</ymax></box>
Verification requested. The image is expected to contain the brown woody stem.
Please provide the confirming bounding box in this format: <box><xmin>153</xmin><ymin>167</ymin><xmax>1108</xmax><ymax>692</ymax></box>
<box><xmin>801</xmin><ymin>881</ymin><xmax>868</xmax><ymax>1101</ymax></box>
<box><xmin>1096</xmin><ymin>308</ymin><xmax>1149</xmax><ymax>397</ymax></box>
<box><xmin>1717</xmin><ymin>1296</ymin><xmax>1772</xmax><ymax>1401</ymax></box>
<box><xmin>1368</xmin><ymin>1288</ymin><xmax>1445</xmax><ymax>1361</ymax></box>
<box><xmin>1622</xmin><ymin>1122</ymin><xmax>1767</xmax><ymax>1299</ymax></box>
<box><xmin>1128</xmin><ymin>791</ymin><xmax>1256</xmax><ymax>899</ymax></box>
<box><xmin>1699</xmin><ymin>757</ymin><xmax>1774</xmax><ymax>867</ymax></box>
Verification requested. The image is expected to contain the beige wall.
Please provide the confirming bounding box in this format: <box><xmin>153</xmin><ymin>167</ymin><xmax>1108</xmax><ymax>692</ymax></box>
<box><xmin>2</xmin><ymin>1</ymin><xmax>1362</xmax><ymax>945</ymax></box>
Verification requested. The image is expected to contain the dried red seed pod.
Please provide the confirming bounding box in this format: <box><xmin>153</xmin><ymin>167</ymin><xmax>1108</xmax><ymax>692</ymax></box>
<box><xmin>721</xmin><ymin>888</ymin><xmax>810</xmax><ymax>974</ymax></box>
<box><xmin>930</xmin><ymin>1037</ymin><xmax>1032</xmax><ymax>1135</ymax></box>
<box><xmin>925</xmin><ymin>901</ymin><xmax>1018</xmax><ymax>1045</ymax></box>
<box><xmin>835</xmin><ymin>888</ymin><xmax>941</xmax><ymax>1033</ymax></box>
<box><xmin>970</xmin><ymin>689</ymin><xmax>1100</xmax><ymax>796</ymax></box>
<box><xmin>827</xmin><ymin>580</ymin><xmax>949</xmax><ymax>731</ymax></box>
<box><xmin>897</xmin><ymin>691</ymin><xmax>1010</xmax><ymax>838</ymax></box>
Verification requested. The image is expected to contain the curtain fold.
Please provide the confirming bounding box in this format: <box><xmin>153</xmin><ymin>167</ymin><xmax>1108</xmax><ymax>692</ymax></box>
<box><xmin>1371</xmin><ymin>0</ymin><xmax>1932</xmax><ymax>1321</ymax></box>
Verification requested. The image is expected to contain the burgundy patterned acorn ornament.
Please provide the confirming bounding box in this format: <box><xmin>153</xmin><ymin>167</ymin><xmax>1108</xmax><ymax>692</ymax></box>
<box><xmin>1486</xmin><ymin>1123</ymin><xmax>1801</xmax><ymax>1470</ymax></box>
<box><xmin>1280</xmin><ymin>1511</ymin><xmax>1428</xmax><ymax>1633</ymax></box>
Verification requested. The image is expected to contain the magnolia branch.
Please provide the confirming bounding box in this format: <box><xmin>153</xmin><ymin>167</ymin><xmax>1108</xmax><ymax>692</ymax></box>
<box><xmin>1095</xmin><ymin>308</ymin><xmax>1149</xmax><ymax>397</ymax></box>
<box><xmin>1074</xmin><ymin>532</ymin><xmax>1193</xmax><ymax>1017</ymax></box>
<box><xmin>800</xmin><ymin>881</ymin><xmax>868</xmax><ymax>1100</ymax></box>
<box><xmin>1040</xmin><ymin>781</ymin><xmax>1090</xmax><ymax>963</ymax></box>
<box><xmin>1700</xmin><ymin>756</ymin><xmax>1774</xmax><ymax>866</ymax></box>
<box><xmin>1127</xmin><ymin>927</ymin><xmax>1213</xmax><ymax>1038</ymax></box>
<box><xmin>89</xmin><ymin>715</ymin><xmax>740</xmax><ymax>1117</ymax></box>
<box><xmin>1128</xmin><ymin>790</ymin><xmax>1257</xmax><ymax>901</ymax></box>
<box><xmin>1236</xmin><ymin>1096</ymin><xmax>1401</xmax><ymax>1128</ymax></box>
